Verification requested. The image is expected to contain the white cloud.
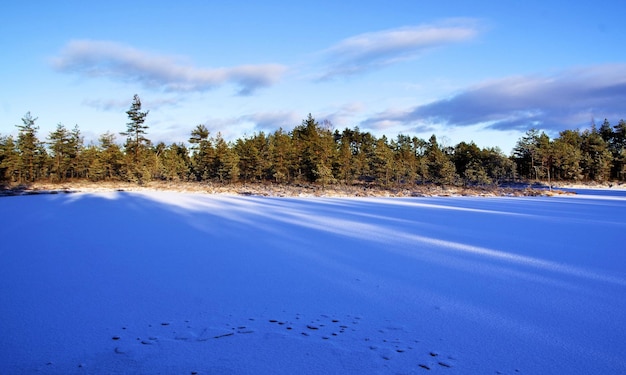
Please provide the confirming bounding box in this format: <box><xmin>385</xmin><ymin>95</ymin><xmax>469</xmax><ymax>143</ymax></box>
<box><xmin>319</xmin><ymin>19</ymin><xmax>481</xmax><ymax>79</ymax></box>
<box><xmin>239</xmin><ymin>111</ymin><xmax>302</xmax><ymax>133</ymax></box>
<box><xmin>52</xmin><ymin>40</ymin><xmax>287</xmax><ymax>95</ymax></box>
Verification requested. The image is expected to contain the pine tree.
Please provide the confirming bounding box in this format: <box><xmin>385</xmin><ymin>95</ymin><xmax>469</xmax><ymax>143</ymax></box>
<box><xmin>425</xmin><ymin>135</ymin><xmax>457</xmax><ymax>187</ymax></box>
<box><xmin>292</xmin><ymin>114</ymin><xmax>336</xmax><ymax>184</ymax></box>
<box><xmin>372</xmin><ymin>136</ymin><xmax>394</xmax><ymax>185</ymax></box>
<box><xmin>512</xmin><ymin>129</ymin><xmax>542</xmax><ymax>180</ymax></box>
<box><xmin>120</xmin><ymin>95</ymin><xmax>150</xmax><ymax>183</ymax></box>
<box><xmin>614</xmin><ymin>120</ymin><xmax>626</xmax><ymax>180</ymax></box>
<box><xmin>0</xmin><ymin>135</ymin><xmax>20</xmax><ymax>182</ymax></box>
<box><xmin>16</xmin><ymin>112</ymin><xmax>46</xmax><ymax>183</ymax></box>
<box><xmin>392</xmin><ymin>134</ymin><xmax>419</xmax><ymax>185</ymax></box>
<box><xmin>235</xmin><ymin>136</ymin><xmax>260</xmax><ymax>183</ymax></box>
<box><xmin>121</xmin><ymin>94</ymin><xmax>150</xmax><ymax>164</ymax></box>
<box><xmin>47</xmin><ymin>123</ymin><xmax>72</xmax><ymax>181</ymax></box>
<box><xmin>189</xmin><ymin>124</ymin><xmax>214</xmax><ymax>181</ymax></box>
<box><xmin>95</xmin><ymin>132</ymin><xmax>124</xmax><ymax>180</ymax></box>
<box><xmin>213</xmin><ymin>133</ymin><xmax>239</xmax><ymax>183</ymax></box>
<box><xmin>269</xmin><ymin>128</ymin><xmax>293</xmax><ymax>183</ymax></box>
<box><xmin>334</xmin><ymin>129</ymin><xmax>355</xmax><ymax>184</ymax></box>
<box><xmin>580</xmin><ymin>128</ymin><xmax>612</xmax><ymax>181</ymax></box>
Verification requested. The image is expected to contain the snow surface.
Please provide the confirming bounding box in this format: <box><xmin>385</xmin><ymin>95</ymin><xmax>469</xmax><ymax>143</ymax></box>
<box><xmin>1</xmin><ymin>189</ymin><xmax>625</xmax><ymax>374</ymax></box>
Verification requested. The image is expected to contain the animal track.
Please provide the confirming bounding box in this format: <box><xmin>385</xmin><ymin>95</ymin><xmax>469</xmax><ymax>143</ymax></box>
<box><xmin>108</xmin><ymin>311</ymin><xmax>459</xmax><ymax>372</ymax></box>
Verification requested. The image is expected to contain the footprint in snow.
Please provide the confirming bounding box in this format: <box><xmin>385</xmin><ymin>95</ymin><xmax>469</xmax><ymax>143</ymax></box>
<box><xmin>108</xmin><ymin>312</ymin><xmax>460</xmax><ymax>371</ymax></box>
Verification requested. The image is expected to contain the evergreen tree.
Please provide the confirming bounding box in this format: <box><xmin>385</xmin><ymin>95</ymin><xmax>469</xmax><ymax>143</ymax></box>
<box><xmin>580</xmin><ymin>128</ymin><xmax>612</xmax><ymax>181</ymax></box>
<box><xmin>392</xmin><ymin>134</ymin><xmax>419</xmax><ymax>185</ymax></box>
<box><xmin>47</xmin><ymin>123</ymin><xmax>73</xmax><ymax>181</ymax></box>
<box><xmin>512</xmin><ymin>128</ymin><xmax>542</xmax><ymax>180</ymax></box>
<box><xmin>292</xmin><ymin>114</ymin><xmax>335</xmax><ymax>184</ymax></box>
<box><xmin>120</xmin><ymin>95</ymin><xmax>150</xmax><ymax>183</ymax></box>
<box><xmin>95</xmin><ymin>132</ymin><xmax>124</xmax><ymax>180</ymax></box>
<box><xmin>213</xmin><ymin>133</ymin><xmax>239</xmax><ymax>183</ymax></box>
<box><xmin>551</xmin><ymin>137</ymin><xmax>582</xmax><ymax>180</ymax></box>
<box><xmin>69</xmin><ymin>125</ymin><xmax>84</xmax><ymax>179</ymax></box>
<box><xmin>425</xmin><ymin>135</ymin><xmax>457</xmax><ymax>186</ymax></box>
<box><xmin>235</xmin><ymin>136</ymin><xmax>261</xmax><ymax>183</ymax></box>
<box><xmin>334</xmin><ymin>129</ymin><xmax>356</xmax><ymax>184</ymax></box>
<box><xmin>371</xmin><ymin>136</ymin><xmax>394</xmax><ymax>185</ymax></box>
<box><xmin>453</xmin><ymin>141</ymin><xmax>482</xmax><ymax>185</ymax></box>
<box><xmin>16</xmin><ymin>112</ymin><xmax>46</xmax><ymax>182</ymax></box>
<box><xmin>151</xmin><ymin>142</ymin><xmax>190</xmax><ymax>181</ymax></box>
<box><xmin>189</xmin><ymin>124</ymin><xmax>214</xmax><ymax>181</ymax></box>
<box><xmin>482</xmin><ymin>147</ymin><xmax>515</xmax><ymax>184</ymax></box>
<box><xmin>268</xmin><ymin>128</ymin><xmax>293</xmax><ymax>183</ymax></box>
<box><xmin>613</xmin><ymin>120</ymin><xmax>626</xmax><ymax>180</ymax></box>
<box><xmin>0</xmin><ymin>135</ymin><xmax>20</xmax><ymax>182</ymax></box>
<box><xmin>121</xmin><ymin>94</ymin><xmax>150</xmax><ymax>164</ymax></box>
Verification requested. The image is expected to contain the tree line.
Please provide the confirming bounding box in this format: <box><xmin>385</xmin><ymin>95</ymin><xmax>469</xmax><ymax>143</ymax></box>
<box><xmin>1</xmin><ymin>95</ymin><xmax>625</xmax><ymax>187</ymax></box>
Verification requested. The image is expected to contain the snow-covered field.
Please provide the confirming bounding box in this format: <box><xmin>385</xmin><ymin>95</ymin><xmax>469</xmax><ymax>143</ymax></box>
<box><xmin>1</xmin><ymin>189</ymin><xmax>625</xmax><ymax>374</ymax></box>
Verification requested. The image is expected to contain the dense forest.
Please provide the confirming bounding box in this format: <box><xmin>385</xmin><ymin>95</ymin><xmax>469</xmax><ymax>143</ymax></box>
<box><xmin>1</xmin><ymin>95</ymin><xmax>625</xmax><ymax>187</ymax></box>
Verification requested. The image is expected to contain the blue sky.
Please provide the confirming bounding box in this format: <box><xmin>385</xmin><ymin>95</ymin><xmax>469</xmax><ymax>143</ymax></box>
<box><xmin>2</xmin><ymin>1</ymin><xmax>625</xmax><ymax>153</ymax></box>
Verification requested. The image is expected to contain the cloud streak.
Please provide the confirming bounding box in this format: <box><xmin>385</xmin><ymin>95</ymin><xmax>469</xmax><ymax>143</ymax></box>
<box><xmin>240</xmin><ymin>111</ymin><xmax>302</xmax><ymax>132</ymax></box>
<box><xmin>319</xmin><ymin>19</ymin><xmax>480</xmax><ymax>79</ymax></box>
<box><xmin>363</xmin><ymin>64</ymin><xmax>626</xmax><ymax>132</ymax></box>
<box><xmin>52</xmin><ymin>40</ymin><xmax>287</xmax><ymax>95</ymax></box>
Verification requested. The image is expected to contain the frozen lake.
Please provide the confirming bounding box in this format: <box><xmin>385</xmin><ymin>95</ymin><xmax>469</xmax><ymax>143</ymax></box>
<box><xmin>1</xmin><ymin>188</ymin><xmax>625</xmax><ymax>374</ymax></box>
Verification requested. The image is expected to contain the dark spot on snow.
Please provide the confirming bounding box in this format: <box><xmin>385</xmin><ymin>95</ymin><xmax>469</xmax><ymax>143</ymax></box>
<box><xmin>112</xmin><ymin>336</ymin><xmax>120</xmax><ymax>340</ymax></box>
<box><xmin>419</xmin><ymin>364</ymin><xmax>431</xmax><ymax>370</ymax></box>
<box><xmin>161</xmin><ymin>322</ymin><xmax>170</xmax><ymax>326</ymax></box>
<box><xmin>306</xmin><ymin>325</ymin><xmax>319</xmax><ymax>330</ymax></box>
<box><xmin>429</xmin><ymin>352</ymin><xmax>438</xmax><ymax>357</ymax></box>
<box><xmin>214</xmin><ymin>332</ymin><xmax>234</xmax><ymax>339</ymax></box>
<box><xmin>438</xmin><ymin>362</ymin><xmax>451</xmax><ymax>368</ymax></box>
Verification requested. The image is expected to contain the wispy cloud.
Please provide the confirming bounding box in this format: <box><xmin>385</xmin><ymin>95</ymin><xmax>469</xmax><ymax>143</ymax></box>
<box><xmin>319</xmin><ymin>19</ymin><xmax>481</xmax><ymax>80</ymax></box>
<box><xmin>240</xmin><ymin>111</ymin><xmax>302</xmax><ymax>133</ymax></box>
<box><xmin>83</xmin><ymin>97</ymin><xmax>179</xmax><ymax>112</ymax></box>
<box><xmin>52</xmin><ymin>40</ymin><xmax>287</xmax><ymax>95</ymax></box>
<box><xmin>362</xmin><ymin>64</ymin><xmax>626</xmax><ymax>132</ymax></box>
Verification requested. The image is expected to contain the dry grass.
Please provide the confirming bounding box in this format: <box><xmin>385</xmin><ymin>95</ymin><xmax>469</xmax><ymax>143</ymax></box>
<box><xmin>1</xmin><ymin>180</ymin><xmax>573</xmax><ymax>198</ymax></box>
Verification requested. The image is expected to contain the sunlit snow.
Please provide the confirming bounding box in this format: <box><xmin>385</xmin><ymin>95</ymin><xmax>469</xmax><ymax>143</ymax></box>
<box><xmin>1</xmin><ymin>189</ymin><xmax>625</xmax><ymax>374</ymax></box>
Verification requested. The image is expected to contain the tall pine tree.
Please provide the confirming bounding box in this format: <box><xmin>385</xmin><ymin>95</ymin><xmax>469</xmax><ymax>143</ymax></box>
<box><xmin>121</xmin><ymin>94</ymin><xmax>150</xmax><ymax>164</ymax></box>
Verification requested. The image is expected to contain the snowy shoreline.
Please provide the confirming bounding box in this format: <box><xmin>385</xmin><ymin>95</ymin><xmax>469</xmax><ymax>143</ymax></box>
<box><xmin>5</xmin><ymin>180</ymin><xmax>619</xmax><ymax>198</ymax></box>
